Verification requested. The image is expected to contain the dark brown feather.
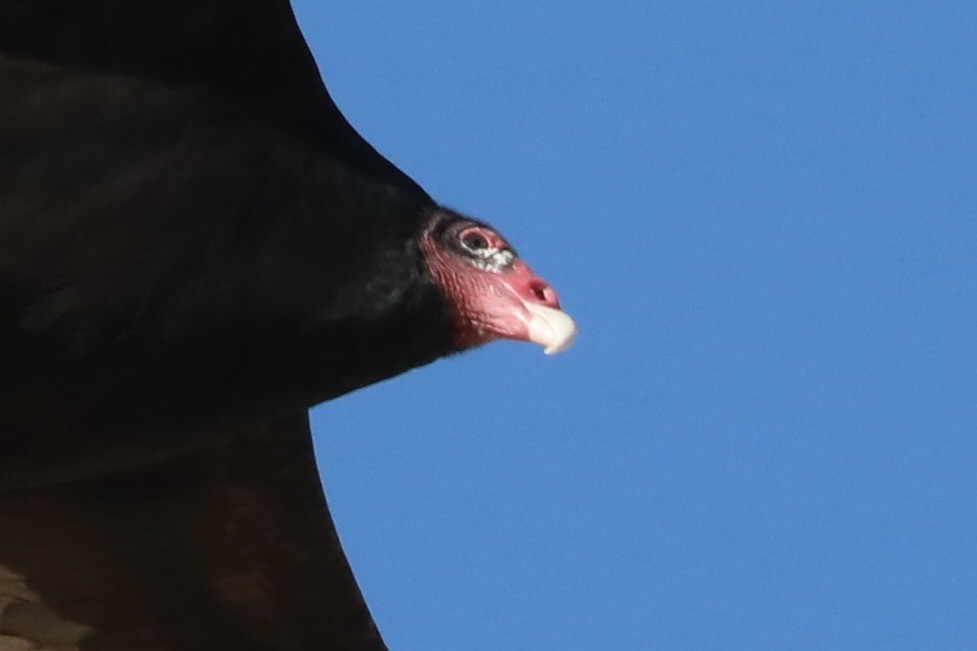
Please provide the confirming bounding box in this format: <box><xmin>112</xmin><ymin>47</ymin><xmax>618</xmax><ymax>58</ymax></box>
<box><xmin>0</xmin><ymin>3</ymin><xmax>461</xmax><ymax>648</ymax></box>
<box><xmin>0</xmin><ymin>415</ymin><xmax>386</xmax><ymax>650</ymax></box>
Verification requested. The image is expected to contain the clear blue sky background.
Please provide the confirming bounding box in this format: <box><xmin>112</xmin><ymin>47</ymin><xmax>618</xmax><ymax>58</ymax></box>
<box><xmin>293</xmin><ymin>3</ymin><xmax>977</xmax><ymax>649</ymax></box>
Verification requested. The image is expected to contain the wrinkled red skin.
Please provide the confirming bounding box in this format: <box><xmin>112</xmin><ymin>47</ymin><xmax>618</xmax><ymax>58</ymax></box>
<box><xmin>420</xmin><ymin>220</ymin><xmax>562</xmax><ymax>351</ymax></box>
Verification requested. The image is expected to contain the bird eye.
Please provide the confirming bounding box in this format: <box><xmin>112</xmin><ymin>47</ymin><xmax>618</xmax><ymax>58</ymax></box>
<box><xmin>461</xmin><ymin>231</ymin><xmax>490</xmax><ymax>252</ymax></box>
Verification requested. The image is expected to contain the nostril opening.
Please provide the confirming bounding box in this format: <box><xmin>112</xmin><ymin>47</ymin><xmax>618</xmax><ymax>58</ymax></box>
<box><xmin>529</xmin><ymin>280</ymin><xmax>559</xmax><ymax>306</ymax></box>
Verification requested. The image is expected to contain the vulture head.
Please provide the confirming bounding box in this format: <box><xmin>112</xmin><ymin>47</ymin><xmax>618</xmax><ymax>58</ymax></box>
<box><xmin>421</xmin><ymin>209</ymin><xmax>576</xmax><ymax>355</ymax></box>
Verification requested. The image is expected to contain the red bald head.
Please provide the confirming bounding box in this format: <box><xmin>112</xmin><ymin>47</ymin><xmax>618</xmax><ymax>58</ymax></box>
<box><xmin>420</xmin><ymin>212</ymin><xmax>576</xmax><ymax>354</ymax></box>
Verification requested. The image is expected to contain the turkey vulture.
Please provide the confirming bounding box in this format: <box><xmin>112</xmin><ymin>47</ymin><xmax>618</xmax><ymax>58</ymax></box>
<box><xmin>0</xmin><ymin>2</ymin><xmax>575</xmax><ymax>650</ymax></box>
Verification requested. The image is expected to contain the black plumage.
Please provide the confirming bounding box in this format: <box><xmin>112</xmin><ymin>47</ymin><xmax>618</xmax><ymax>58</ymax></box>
<box><xmin>1</xmin><ymin>1</ymin><xmax>449</xmax><ymax>488</ymax></box>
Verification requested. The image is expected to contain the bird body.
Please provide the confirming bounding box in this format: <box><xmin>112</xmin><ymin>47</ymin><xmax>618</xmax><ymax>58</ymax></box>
<box><xmin>0</xmin><ymin>2</ymin><xmax>575</xmax><ymax>648</ymax></box>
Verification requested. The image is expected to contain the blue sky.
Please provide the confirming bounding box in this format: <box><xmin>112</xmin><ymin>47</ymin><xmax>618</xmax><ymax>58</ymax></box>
<box><xmin>294</xmin><ymin>3</ymin><xmax>977</xmax><ymax>649</ymax></box>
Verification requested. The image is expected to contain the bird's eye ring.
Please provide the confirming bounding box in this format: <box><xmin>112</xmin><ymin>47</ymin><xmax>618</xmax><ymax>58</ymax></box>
<box><xmin>460</xmin><ymin>229</ymin><xmax>490</xmax><ymax>252</ymax></box>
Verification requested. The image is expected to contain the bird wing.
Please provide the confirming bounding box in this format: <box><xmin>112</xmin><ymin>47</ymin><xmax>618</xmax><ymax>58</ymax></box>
<box><xmin>0</xmin><ymin>413</ymin><xmax>387</xmax><ymax>650</ymax></box>
<box><xmin>0</xmin><ymin>0</ymin><xmax>422</xmax><ymax>191</ymax></box>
